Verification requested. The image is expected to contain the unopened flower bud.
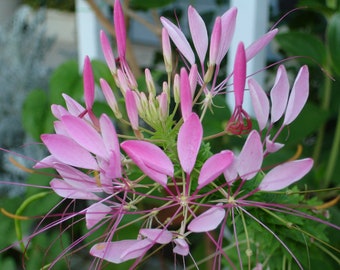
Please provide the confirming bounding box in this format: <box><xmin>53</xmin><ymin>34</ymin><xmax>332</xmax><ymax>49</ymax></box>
<box><xmin>173</xmin><ymin>73</ymin><xmax>180</xmax><ymax>104</ymax></box>
<box><xmin>162</xmin><ymin>28</ymin><xmax>172</xmax><ymax>73</ymax></box>
<box><xmin>157</xmin><ymin>92</ymin><xmax>168</xmax><ymax>121</ymax></box>
<box><xmin>100</xmin><ymin>78</ymin><xmax>122</xmax><ymax>119</ymax></box>
<box><xmin>145</xmin><ymin>68</ymin><xmax>156</xmax><ymax>97</ymax></box>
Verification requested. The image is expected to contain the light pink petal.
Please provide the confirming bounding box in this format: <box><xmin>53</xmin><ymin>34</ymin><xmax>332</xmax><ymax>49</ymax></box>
<box><xmin>173</xmin><ymin>238</ymin><xmax>189</xmax><ymax>256</ymax></box>
<box><xmin>83</xmin><ymin>56</ymin><xmax>95</xmax><ymax>109</ymax></box>
<box><xmin>188</xmin><ymin>205</ymin><xmax>225</xmax><ymax>232</ymax></box>
<box><xmin>162</xmin><ymin>28</ymin><xmax>172</xmax><ymax>72</ymax></box>
<box><xmin>283</xmin><ymin>65</ymin><xmax>309</xmax><ymax>125</ymax></box>
<box><xmin>249</xmin><ymin>78</ymin><xmax>269</xmax><ymax>131</ymax></box>
<box><xmin>34</xmin><ymin>155</ymin><xmax>59</xmax><ymax>169</ymax></box>
<box><xmin>270</xmin><ymin>65</ymin><xmax>290</xmax><ymax>123</ymax></box>
<box><xmin>259</xmin><ymin>158</ymin><xmax>313</xmax><ymax>191</ymax></box>
<box><xmin>100</xmin><ymin>30</ymin><xmax>117</xmax><ymax>74</ymax></box>
<box><xmin>41</xmin><ymin>134</ymin><xmax>98</xmax><ymax>170</ymax></box>
<box><xmin>62</xmin><ymin>94</ymin><xmax>86</xmax><ymax>117</ymax></box>
<box><xmin>139</xmin><ymin>229</ymin><xmax>172</xmax><ymax>244</ymax></box>
<box><xmin>50</xmin><ymin>179</ymin><xmax>100</xmax><ymax>200</ymax></box>
<box><xmin>90</xmin><ymin>239</ymin><xmax>148</xmax><ymax>263</ymax></box>
<box><xmin>223</xmin><ymin>159</ymin><xmax>238</xmax><ymax>184</ymax></box>
<box><xmin>177</xmin><ymin>113</ymin><xmax>202</xmax><ymax>174</ymax></box>
<box><xmin>114</xmin><ymin>0</ymin><xmax>126</xmax><ymax>58</ymax></box>
<box><xmin>265</xmin><ymin>136</ymin><xmax>284</xmax><ymax>153</ymax></box>
<box><xmin>121</xmin><ymin>140</ymin><xmax>174</xmax><ymax>186</ymax></box>
<box><xmin>237</xmin><ymin>130</ymin><xmax>263</xmax><ymax>180</ymax></box>
<box><xmin>245</xmin><ymin>29</ymin><xmax>278</xmax><ymax>61</ymax></box>
<box><xmin>100</xmin><ymin>78</ymin><xmax>121</xmax><ymax>118</ymax></box>
<box><xmin>189</xmin><ymin>64</ymin><xmax>198</xmax><ymax>97</ymax></box>
<box><xmin>160</xmin><ymin>17</ymin><xmax>195</xmax><ymax>65</ymax></box>
<box><xmin>180</xmin><ymin>68</ymin><xmax>193</xmax><ymax>121</ymax></box>
<box><xmin>51</xmin><ymin>104</ymin><xmax>69</xmax><ymax>120</ymax></box>
<box><xmin>198</xmin><ymin>150</ymin><xmax>234</xmax><ymax>189</ymax></box>
<box><xmin>217</xmin><ymin>7</ymin><xmax>237</xmax><ymax>65</ymax></box>
<box><xmin>125</xmin><ymin>90</ymin><xmax>139</xmax><ymax>130</ymax></box>
<box><xmin>99</xmin><ymin>114</ymin><xmax>122</xmax><ymax>178</ymax></box>
<box><xmin>61</xmin><ymin>115</ymin><xmax>108</xmax><ymax>158</ymax></box>
<box><xmin>188</xmin><ymin>6</ymin><xmax>208</xmax><ymax>64</ymax></box>
<box><xmin>120</xmin><ymin>239</ymin><xmax>153</xmax><ymax>261</ymax></box>
<box><xmin>86</xmin><ymin>202</ymin><xmax>112</xmax><ymax>229</ymax></box>
<box><xmin>209</xmin><ymin>17</ymin><xmax>222</xmax><ymax>66</ymax></box>
<box><xmin>233</xmin><ymin>42</ymin><xmax>246</xmax><ymax>106</ymax></box>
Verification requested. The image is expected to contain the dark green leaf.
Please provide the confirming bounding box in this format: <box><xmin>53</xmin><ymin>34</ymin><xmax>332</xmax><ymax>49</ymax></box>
<box><xmin>130</xmin><ymin>0</ymin><xmax>176</xmax><ymax>9</ymax></box>
<box><xmin>327</xmin><ymin>12</ymin><xmax>340</xmax><ymax>76</ymax></box>
<box><xmin>276</xmin><ymin>32</ymin><xmax>327</xmax><ymax>65</ymax></box>
<box><xmin>21</xmin><ymin>89</ymin><xmax>49</xmax><ymax>140</ymax></box>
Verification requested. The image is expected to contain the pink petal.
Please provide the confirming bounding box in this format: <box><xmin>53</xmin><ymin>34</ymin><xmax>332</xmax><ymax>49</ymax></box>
<box><xmin>139</xmin><ymin>228</ymin><xmax>172</xmax><ymax>244</ymax></box>
<box><xmin>125</xmin><ymin>90</ymin><xmax>139</xmax><ymax>130</ymax></box>
<box><xmin>100</xmin><ymin>30</ymin><xmax>117</xmax><ymax>74</ymax></box>
<box><xmin>160</xmin><ymin>17</ymin><xmax>195</xmax><ymax>65</ymax></box>
<box><xmin>265</xmin><ymin>136</ymin><xmax>284</xmax><ymax>153</ymax></box>
<box><xmin>90</xmin><ymin>239</ymin><xmax>149</xmax><ymax>263</ymax></box>
<box><xmin>86</xmin><ymin>202</ymin><xmax>112</xmax><ymax>229</ymax></box>
<box><xmin>41</xmin><ymin>134</ymin><xmax>98</xmax><ymax>170</ymax></box>
<box><xmin>258</xmin><ymin>158</ymin><xmax>313</xmax><ymax>191</ymax></box>
<box><xmin>249</xmin><ymin>78</ymin><xmax>269</xmax><ymax>131</ymax></box>
<box><xmin>114</xmin><ymin>0</ymin><xmax>126</xmax><ymax>58</ymax></box>
<box><xmin>177</xmin><ymin>113</ymin><xmax>202</xmax><ymax>174</ymax></box>
<box><xmin>162</xmin><ymin>28</ymin><xmax>172</xmax><ymax>72</ymax></box>
<box><xmin>188</xmin><ymin>6</ymin><xmax>208</xmax><ymax>64</ymax></box>
<box><xmin>223</xmin><ymin>159</ymin><xmax>238</xmax><ymax>184</ymax></box>
<box><xmin>61</xmin><ymin>115</ymin><xmax>108</xmax><ymax>158</ymax></box>
<box><xmin>216</xmin><ymin>7</ymin><xmax>237</xmax><ymax>65</ymax></box>
<box><xmin>209</xmin><ymin>17</ymin><xmax>222</xmax><ymax>66</ymax></box>
<box><xmin>121</xmin><ymin>140</ymin><xmax>174</xmax><ymax>186</ymax></box>
<box><xmin>99</xmin><ymin>114</ymin><xmax>122</xmax><ymax>178</ymax></box>
<box><xmin>188</xmin><ymin>205</ymin><xmax>225</xmax><ymax>232</ymax></box>
<box><xmin>283</xmin><ymin>65</ymin><xmax>309</xmax><ymax>125</ymax></box>
<box><xmin>83</xmin><ymin>56</ymin><xmax>95</xmax><ymax>110</ymax></box>
<box><xmin>270</xmin><ymin>65</ymin><xmax>290</xmax><ymax>123</ymax></box>
<box><xmin>180</xmin><ymin>68</ymin><xmax>192</xmax><ymax>121</ymax></box>
<box><xmin>233</xmin><ymin>42</ymin><xmax>246</xmax><ymax>106</ymax></box>
<box><xmin>245</xmin><ymin>29</ymin><xmax>278</xmax><ymax>61</ymax></box>
<box><xmin>237</xmin><ymin>130</ymin><xmax>263</xmax><ymax>180</ymax></box>
<box><xmin>62</xmin><ymin>94</ymin><xmax>87</xmax><ymax>118</ymax></box>
<box><xmin>100</xmin><ymin>78</ymin><xmax>121</xmax><ymax>118</ymax></box>
<box><xmin>34</xmin><ymin>155</ymin><xmax>59</xmax><ymax>169</ymax></box>
<box><xmin>50</xmin><ymin>179</ymin><xmax>100</xmax><ymax>200</ymax></box>
<box><xmin>189</xmin><ymin>64</ymin><xmax>198</xmax><ymax>97</ymax></box>
<box><xmin>51</xmin><ymin>104</ymin><xmax>69</xmax><ymax>120</ymax></box>
<box><xmin>173</xmin><ymin>238</ymin><xmax>189</xmax><ymax>256</ymax></box>
<box><xmin>198</xmin><ymin>150</ymin><xmax>234</xmax><ymax>189</ymax></box>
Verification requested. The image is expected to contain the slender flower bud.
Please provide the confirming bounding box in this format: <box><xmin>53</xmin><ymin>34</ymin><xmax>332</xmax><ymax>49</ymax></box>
<box><xmin>162</xmin><ymin>28</ymin><xmax>172</xmax><ymax>73</ymax></box>
<box><xmin>83</xmin><ymin>56</ymin><xmax>95</xmax><ymax>111</ymax></box>
<box><xmin>100</xmin><ymin>30</ymin><xmax>117</xmax><ymax>75</ymax></box>
<box><xmin>173</xmin><ymin>73</ymin><xmax>180</xmax><ymax>104</ymax></box>
<box><xmin>157</xmin><ymin>92</ymin><xmax>168</xmax><ymax>121</ymax></box>
<box><xmin>180</xmin><ymin>68</ymin><xmax>192</xmax><ymax>121</ymax></box>
<box><xmin>125</xmin><ymin>90</ymin><xmax>139</xmax><ymax>131</ymax></box>
<box><xmin>145</xmin><ymin>68</ymin><xmax>156</xmax><ymax>97</ymax></box>
<box><xmin>100</xmin><ymin>79</ymin><xmax>122</xmax><ymax>119</ymax></box>
<box><xmin>114</xmin><ymin>0</ymin><xmax>126</xmax><ymax>59</ymax></box>
<box><xmin>117</xmin><ymin>69</ymin><xmax>129</xmax><ymax>96</ymax></box>
<box><xmin>233</xmin><ymin>42</ymin><xmax>246</xmax><ymax>107</ymax></box>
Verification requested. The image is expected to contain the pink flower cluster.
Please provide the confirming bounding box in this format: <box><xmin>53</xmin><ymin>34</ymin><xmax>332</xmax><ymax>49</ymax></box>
<box><xmin>34</xmin><ymin>0</ymin><xmax>314</xmax><ymax>268</ymax></box>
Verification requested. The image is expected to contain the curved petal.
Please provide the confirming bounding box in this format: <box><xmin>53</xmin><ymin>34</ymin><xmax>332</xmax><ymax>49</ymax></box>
<box><xmin>217</xmin><ymin>7</ymin><xmax>237</xmax><ymax>65</ymax></box>
<box><xmin>86</xmin><ymin>202</ymin><xmax>111</xmax><ymax>229</ymax></box>
<box><xmin>160</xmin><ymin>17</ymin><xmax>195</xmax><ymax>65</ymax></box>
<box><xmin>245</xmin><ymin>29</ymin><xmax>278</xmax><ymax>61</ymax></box>
<box><xmin>188</xmin><ymin>5</ymin><xmax>208</xmax><ymax>64</ymax></box>
<box><xmin>100</xmin><ymin>30</ymin><xmax>117</xmax><ymax>74</ymax></box>
<box><xmin>259</xmin><ymin>158</ymin><xmax>313</xmax><ymax>191</ymax></box>
<box><xmin>188</xmin><ymin>205</ymin><xmax>225</xmax><ymax>232</ymax></box>
<box><xmin>177</xmin><ymin>113</ymin><xmax>202</xmax><ymax>174</ymax></box>
<box><xmin>61</xmin><ymin>115</ymin><xmax>108</xmax><ymax>158</ymax></box>
<box><xmin>265</xmin><ymin>136</ymin><xmax>284</xmax><ymax>153</ymax></box>
<box><xmin>41</xmin><ymin>134</ymin><xmax>98</xmax><ymax>170</ymax></box>
<box><xmin>249</xmin><ymin>78</ymin><xmax>269</xmax><ymax>131</ymax></box>
<box><xmin>237</xmin><ymin>130</ymin><xmax>263</xmax><ymax>180</ymax></box>
<box><xmin>121</xmin><ymin>140</ymin><xmax>174</xmax><ymax>186</ymax></box>
<box><xmin>139</xmin><ymin>228</ymin><xmax>172</xmax><ymax>244</ymax></box>
<box><xmin>283</xmin><ymin>65</ymin><xmax>309</xmax><ymax>125</ymax></box>
<box><xmin>173</xmin><ymin>238</ymin><xmax>189</xmax><ymax>256</ymax></box>
<box><xmin>270</xmin><ymin>65</ymin><xmax>289</xmax><ymax>123</ymax></box>
<box><xmin>198</xmin><ymin>150</ymin><xmax>234</xmax><ymax>189</ymax></box>
<box><xmin>50</xmin><ymin>179</ymin><xmax>100</xmax><ymax>200</ymax></box>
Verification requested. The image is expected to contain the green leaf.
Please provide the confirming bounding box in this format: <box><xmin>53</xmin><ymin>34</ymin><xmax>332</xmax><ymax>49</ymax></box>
<box><xmin>130</xmin><ymin>0</ymin><xmax>176</xmax><ymax>9</ymax></box>
<box><xmin>276</xmin><ymin>32</ymin><xmax>327</xmax><ymax>65</ymax></box>
<box><xmin>327</xmin><ymin>13</ymin><xmax>340</xmax><ymax>76</ymax></box>
<box><xmin>49</xmin><ymin>60</ymin><xmax>82</xmax><ymax>104</ymax></box>
<box><xmin>22</xmin><ymin>89</ymin><xmax>49</xmax><ymax>140</ymax></box>
<box><xmin>91</xmin><ymin>59</ymin><xmax>115</xmax><ymax>86</ymax></box>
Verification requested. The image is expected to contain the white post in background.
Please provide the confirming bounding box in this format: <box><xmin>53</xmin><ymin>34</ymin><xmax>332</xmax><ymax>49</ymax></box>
<box><xmin>76</xmin><ymin>0</ymin><xmax>108</xmax><ymax>70</ymax></box>
<box><xmin>227</xmin><ymin>0</ymin><xmax>270</xmax><ymax>115</ymax></box>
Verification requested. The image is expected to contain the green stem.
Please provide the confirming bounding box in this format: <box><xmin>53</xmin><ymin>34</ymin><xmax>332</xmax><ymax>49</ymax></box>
<box><xmin>324</xmin><ymin>108</ymin><xmax>340</xmax><ymax>187</ymax></box>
